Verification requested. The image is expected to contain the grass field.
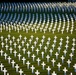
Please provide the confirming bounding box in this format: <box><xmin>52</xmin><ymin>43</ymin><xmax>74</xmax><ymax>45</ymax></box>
<box><xmin>0</xmin><ymin>21</ymin><xmax>76</xmax><ymax>75</ymax></box>
<box><xmin>0</xmin><ymin>2</ymin><xmax>76</xmax><ymax>75</ymax></box>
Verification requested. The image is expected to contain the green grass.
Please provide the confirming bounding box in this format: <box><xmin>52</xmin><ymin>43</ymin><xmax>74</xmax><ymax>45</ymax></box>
<box><xmin>0</xmin><ymin>22</ymin><xmax>76</xmax><ymax>75</ymax></box>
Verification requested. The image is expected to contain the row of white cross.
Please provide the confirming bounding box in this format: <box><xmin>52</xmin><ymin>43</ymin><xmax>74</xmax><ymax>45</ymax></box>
<box><xmin>0</xmin><ymin>61</ymin><xmax>10</xmax><ymax>75</ymax></box>
<box><xmin>0</xmin><ymin>2</ymin><xmax>76</xmax><ymax>12</ymax></box>
<box><xmin>0</xmin><ymin>10</ymin><xmax>76</xmax><ymax>27</ymax></box>
<box><xmin>0</xmin><ymin>50</ymin><xmax>76</xmax><ymax>75</ymax></box>
<box><xmin>0</xmin><ymin>35</ymin><xmax>76</xmax><ymax>75</ymax></box>
<box><xmin>0</xmin><ymin>20</ymin><xmax>75</xmax><ymax>34</ymax></box>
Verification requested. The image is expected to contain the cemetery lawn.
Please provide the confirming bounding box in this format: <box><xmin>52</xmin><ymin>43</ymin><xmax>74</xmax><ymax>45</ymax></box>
<box><xmin>0</xmin><ymin>21</ymin><xmax>76</xmax><ymax>75</ymax></box>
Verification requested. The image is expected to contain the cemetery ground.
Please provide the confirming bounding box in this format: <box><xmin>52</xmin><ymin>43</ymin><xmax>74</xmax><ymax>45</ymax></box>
<box><xmin>0</xmin><ymin>2</ymin><xmax>76</xmax><ymax>75</ymax></box>
<box><xmin>0</xmin><ymin>21</ymin><xmax>76</xmax><ymax>75</ymax></box>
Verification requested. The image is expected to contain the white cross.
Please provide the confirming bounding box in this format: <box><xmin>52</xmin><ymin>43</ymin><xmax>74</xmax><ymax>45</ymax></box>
<box><xmin>61</xmin><ymin>56</ymin><xmax>65</xmax><ymax>63</ymax></box>
<box><xmin>31</xmin><ymin>27</ymin><xmax>34</xmax><ymax>31</ymax></box>
<box><xmin>21</xmin><ymin>41</ymin><xmax>25</xmax><ymax>46</ymax></box>
<box><xmin>66</xmin><ymin>40</ymin><xmax>69</xmax><ymax>44</ymax></box>
<box><xmin>41</xmin><ymin>52</ymin><xmax>44</xmax><ymax>58</ymax></box>
<box><xmin>30</xmin><ymin>65</ymin><xmax>35</xmax><ymax>74</ymax></box>
<box><xmin>32</xmin><ymin>54</ymin><xmax>36</xmax><ymax>62</ymax></box>
<box><xmin>12</xmin><ymin>36</ymin><xmax>15</xmax><ymax>41</ymax></box>
<box><xmin>35</xmin><ymin>29</ymin><xmax>37</xmax><ymax>33</ymax></box>
<box><xmin>71</xmin><ymin>47</ymin><xmax>75</xmax><ymax>54</ymax></box>
<box><xmin>13</xmin><ymin>50</ymin><xmax>17</xmax><ymax>57</ymax></box>
<box><xmin>1</xmin><ymin>42</ymin><xmax>4</xmax><ymax>48</ymax></box>
<box><xmin>52</xmin><ymin>71</ymin><xmax>57</xmax><ymax>75</ymax></box>
<box><xmin>5</xmin><ymin>38</ymin><xmax>8</xmax><ymax>43</ymax></box>
<box><xmin>57</xmin><ymin>47</ymin><xmax>61</xmax><ymax>53</ymax></box>
<box><xmin>40</xmin><ymin>28</ymin><xmax>42</xmax><ymax>32</ymax></box>
<box><xmin>24</xmin><ymin>37</ymin><xmax>27</xmax><ymax>42</ymax></box>
<box><xmin>22</xmin><ymin>57</ymin><xmax>26</xmax><ymax>65</ymax></box>
<box><xmin>22</xmin><ymin>48</ymin><xmax>26</xmax><ymax>54</ymax></box>
<box><xmin>46</xmin><ymin>41</ymin><xmax>50</xmax><ymax>47</ymax></box>
<box><xmin>19</xmin><ymin>69</ymin><xmax>23</xmax><ymax>75</ymax></box>
<box><xmin>46</xmin><ymin>66</ymin><xmax>51</xmax><ymax>75</ymax></box>
<box><xmin>53</xmin><ymin>39</ymin><xmax>57</xmax><ymax>44</ymax></box>
<box><xmin>72</xmin><ymin>38</ymin><xmax>75</xmax><ymax>42</ymax></box>
<box><xmin>27</xmin><ymin>51</ymin><xmax>31</xmax><ymax>58</ymax></box>
<box><xmin>44</xmin><ymin>46</ymin><xmax>47</xmax><ymax>52</ymax></box>
<box><xmin>52</xmin><ymin>44</ymin><xmax>55</xmax><ymax>50</ymax></box>
<box><xmin>57</xmin><ymin>62</ymin><xmax>61</xmax><ymax>71</ymax></box>
<box><xmin>36</xmin><ymin>58</ymin><xmax>41</xmax><ymax>66</ymax></box>
<box><xmin>49</xmin><ymin>28</ymin><xmax>51</xmax><ymax>32</ymax></box>
<box><xmin>54</xmin><ymin>36</ymin><xmax>57</xmax><ymax>39</ymax></box>
<box><xmin>34</xmin><ymin>41</ymin><xmax>37</xmax><ymax>47</ymax></box>
<box><xmin>26</xmin><ymin>43</ymin><xmax>29</xmax><ymax>49</ymax></box>
<box><xmin>0</xmin><ymin>63</ymin><xmax>4</xmax><ymax>71</ymax></box>
<box><xmin>11</xmin><ymin>60</ymin><xmax>15</xmax><ymax>68</ymax></box>
<box><xmin>55</xmin><ymin>52</ymin><xmax>59</xmax><ymax>59</ymax></box>
<box><xmin>41</xmin><ymin>39</ymin><xmax>44</xmax><ymax>44</ymax></box>
<box><xmin>66</xmin><ymin>36</ymin><xmax>69</xmax><ymax>40</ymax></box>
<box><xmin>17</xmin><ymin>38</ymin><xmax>20</xmax><ymax>44</ymax></box>
<box><xmin>46</xmin><ymin>55</ymin><xmax>50</xmax><ymax>62</ymax></box>
<box><xmin>31</xmin><ymin>45</ymin><xmax>34</xmax><ymax>52</ymax></box>
<box><xmin>15</xmin><ymin>64</ymin><xmax>19</xmax><ymax>72</ymax></box>
<box><xmin>52</xmin><ymin>29</ymin><xmax>55</xmax><ymax>34</ymax></box>
<box><xmin>61</xmin><ymin>29</ymin><xmax>64</xmax><ymax>34</ymax></box>
<box><xmin>72</xmin><ymin>42</ymin><xmax>75</xmax><ymax>47</ymax></box>
<box><xmin>73</xmin><ymin>64</ymin><xmax>76</xmax><ymax>72</ymax></box>
<box><xmin>17</xmin><ymin>53</ymin><xmax>21</xmax><ymax>61</ymax></box>
<box><xmin>9</xmin><ymin>40</ymin><xmax>12</xmax><ymax>46</ymax></box>
<box><xmin>18</xmin><ymin>45</ymin><xmax>21</xmax><ymax>51</ymax></box>
<box><xmin>63</xmin><ymin>50</ymin><xmax>67</xmax><ymax>56</ymax></box>
<box><xmin>41</xmin><ymin>62</ymin><xmax>46</xmax><ymax>70</ymax></box>
<box><xmin>60</xmin><ymin>38</ymin><xmax>63</xmax><ymax>42</ymax></box>
<box><xmin>42</xmin><ymin>35</ymin><xmax>45</xmax><ymax>39</ymax></box>
<box><xmin>69</xmin><ymin>53</ymin><xmax>73</xmax><ymax>60</ymax></box>
<box><xmin>5</xmin><ymin>45</ymin><xmax>9</xmax><ymax>50</ymax></box>
<box><xmin>59</xmin><ymin>42</ymin><xmax>62</xmax><ymax>46</ymax></box>
<box><xmin>63</xmin><ymin>67</ymin><xmax>68</xmax><ymax>75</ymax></box>
<box><xmin>67</xmin><ymin>59</ymin><xmax>71</xmax><ymax>68</ymax></box>
<box><xmin>70</xmin><ymin>29</ymin><xmax>73</xmax><ymax>34</ymax></box>
<box><xmin>19</xmin><ymin>35</ymin><xmax>22</xmax><ymax>40</ymax></box>
<box><xmin>48</xmin><ymin>37</ymin><xmax>51</xmax><ymax>41</ymax></box>
<box><xmin>36</xmin><ymin>37</ymin><xmax>39</xmax><ymax>42</ymax></box>
<box><xmin>9</xmin><ymin>47</ymin><xmax>13</xmax><ymax>54</ymax></box>
<box><xmin>65</xmin><ymin>44</ymin><xmax>68</xmax><ymax>50</ymax></box>
<box><xmin>0</xmin><ymin>49</ymin><xmax>4</xmax><ymax>56</ymax></box>
<box><xmin>66</xmin><ymin>28</ymin><xmax>69</xmax><ymax>33</ymax></box>
<box><xmin>35</xmin><ymin>70</ymin><xmax>40</xmax><ymax>75</ymax></box>
<box><xmin>17</xmin><ymin>28</ymin><xmax>20</xmax><ymax>33</ymax></box>
<box><xmin>36</xmin><ymin>48</ymin><xmax>39</xmax><ymax>55</ymax></box>
<box><xmin>7</xmin><ymin>56</ymin><xmax>11</xmax><ymax>64</ymax></box>
<box><xmin>7</xmin><ymin>34</ymin><xmax>11</xmax><ymax>39</ymax></box>
<box><xmin>30</xmin><ymin>35</ymin><xmax>34</xmax><ymax>40</ymax></box>
<box><xmin>4</xmin><ymin>53</ymin><xmax>7</xmax><ymax>60</ymax></box>
<box><xmin>3</xmin><ymin>68</ymin><xmax>7</xmax><ymax>75</ymax></box>
<box><xmin>13</xmin><ymin>42</ymin><xmax>17</xmax><ymax>48</ymax></box>
<box><xmin>26</xmin><ymin>61</ymin><xmax>30</xmax><ymax>69</ymax></box>
<box><xmin>39</xmin><ymin>43</ymin><xmax>42</xmax><ymax>49</ymax></box>
<box><xmin>29</xmin><ymin>39</ymin><xmax>32</xmax><ymax>44</ymax></box>
<box><xmin>0</xmin><ymin>36</ymin><xmax>4</xmax><ymax>41</ymax></box>
<box><xmin>43</xmin><ymin>29</ymin><xmax>46</xmax><ymax>33</ymax></box>
<box><xmin>51</xmin><ymin>58</ymin><xmax>56</xmax><ymax>67</ymax></box>
<box><xmin>26</xmin><ymin>28</ymin><xmax>28</xmax><ymax>33</ymax></box>
<box><xmin>8</xmin><ymin>27</ymin><xmax>11</xmax><ymax>33</ymax></box>
<box><xmin>49</xmin><ymin>49</ymin><xmax>53</xmax><ymax>56</ymax></box>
